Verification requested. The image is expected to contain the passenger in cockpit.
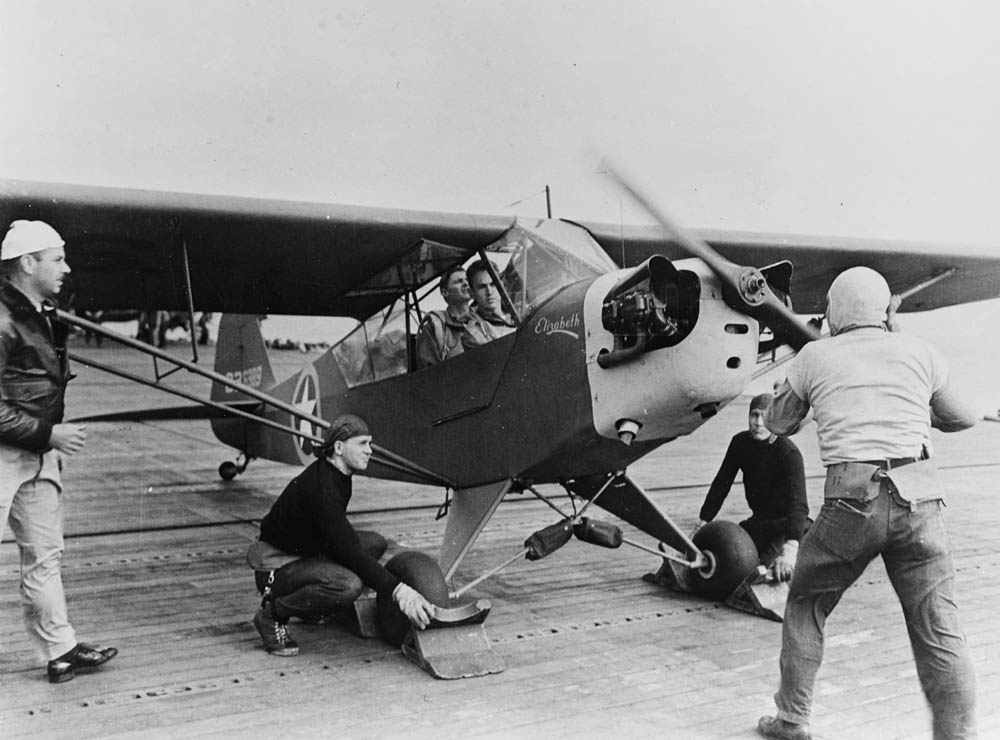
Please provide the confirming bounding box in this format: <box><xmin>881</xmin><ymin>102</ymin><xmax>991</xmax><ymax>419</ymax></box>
<box><xmin>415</xmin><ymin>265</ymin><xmax>496</xmax><ymax>368</ymax></box>
<box><xmin>467</xmin><ymin>259</ymin><xmax>516</xmax><ymax>337</ymax></box>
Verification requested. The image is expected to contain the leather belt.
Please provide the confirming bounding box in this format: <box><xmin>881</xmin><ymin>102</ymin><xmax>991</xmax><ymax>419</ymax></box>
<box><xmin>863</xmin><ymin>456</ymin><xmax>927</xmax><ymax>471</ymax></box>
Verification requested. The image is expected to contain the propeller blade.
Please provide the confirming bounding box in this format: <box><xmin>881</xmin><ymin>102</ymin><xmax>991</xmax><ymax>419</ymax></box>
<box><xmin>602</xmin><ymin>160</ymin><xmax>820</xmax><ymax>349</ymax></box>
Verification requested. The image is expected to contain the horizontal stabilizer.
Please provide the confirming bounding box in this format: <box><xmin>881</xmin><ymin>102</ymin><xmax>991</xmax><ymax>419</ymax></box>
<box><xmin>72</xmin><ymin>401</ymin><xmax>260</xmax><ymax>423</ymax></box>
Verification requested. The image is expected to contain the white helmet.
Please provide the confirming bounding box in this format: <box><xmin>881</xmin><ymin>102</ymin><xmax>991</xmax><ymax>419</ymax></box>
<box><xmin>826</xmin><ymin>266</ymin><xmax>891</xmax><ymax>335</ymax></box>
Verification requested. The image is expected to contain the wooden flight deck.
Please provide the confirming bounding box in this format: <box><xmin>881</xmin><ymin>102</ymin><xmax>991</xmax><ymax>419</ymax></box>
<box><xmin>1</xmin><ymin>341</ymin><xmax>998</xmax><ymax>739</ymax></box>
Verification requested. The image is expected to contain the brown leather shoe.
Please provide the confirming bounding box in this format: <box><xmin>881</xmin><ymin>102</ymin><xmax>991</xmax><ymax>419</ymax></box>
<box><xmin>47</xmin><ymin>643</ymin><xmax>119</xmax><ymax>683</ymax></box>
<box><xmin>758</xmin><ymin>715</ymin><xmax>811</xmax><ymax>740</ymax></box>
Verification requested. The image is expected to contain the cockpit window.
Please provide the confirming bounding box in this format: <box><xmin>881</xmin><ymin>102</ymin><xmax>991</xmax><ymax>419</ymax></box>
<box><xmin>342</xmin><ymin>240</ymin><xmax>469</xmax><ymax>302</ymax></box>
<box><xmin>331</xmin><ymin>219</ymin><xmax>614</xmax><ymax>387</ymax></box>
<box><xmin>332</xmin><ymin>304</ymin><xmax>411</xmax><ymax>387</ymax></box>
<box><xmin>490</xmin><ymin>220</ymin><xmax>616</xmax><ymax>315</ymax></box>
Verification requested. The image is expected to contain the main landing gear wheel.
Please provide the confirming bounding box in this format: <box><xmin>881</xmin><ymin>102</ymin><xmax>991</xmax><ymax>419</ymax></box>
<box><xmin>690</xmin><ymin>521</ymin><xmax>758</xmax><ymax>600</ymax></box>
<box><xmin>377</xmin><ymin>550</ymin><xmax>451</xmax><ymax>647</ymax></box>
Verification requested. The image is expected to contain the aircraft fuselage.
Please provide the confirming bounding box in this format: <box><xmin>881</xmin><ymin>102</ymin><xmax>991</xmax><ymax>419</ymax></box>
<box><xmin>226</xmin><ymin>257</ymin><xmax>758</xmax><ymax>488</ymax></box>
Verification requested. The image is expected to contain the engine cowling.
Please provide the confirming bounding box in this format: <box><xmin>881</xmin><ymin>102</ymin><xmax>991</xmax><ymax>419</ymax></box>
<box><xmin>598</xmin><ymin>255</ymin><xmax>700</xmax><ymax>368</ymax></box>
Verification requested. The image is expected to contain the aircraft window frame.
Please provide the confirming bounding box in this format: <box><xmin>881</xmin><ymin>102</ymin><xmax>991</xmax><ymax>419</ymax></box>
<box><xmin>332</xmin><ymin>239</ymin><xmax>475</xmax><ymax>387</ymax></box>
<box><xmin>470</xmin><ymin>248</ymin><xmax>520</xmax><ymax>325</ymax></box>
<box><xmin>331</xmin><ymin>303</ymin><xmax>408</xmax><ymax>387</ymax></box>
<box><xmin>331</xmin><ymin>220</ymin><xmax>615</xmax><ymax>387</ymax></box>
<box><xmin>341</xmin><ymin>240</ymin><xmax>470</xmax><ymax>302</ymax></box>
<box><xmin>488</xmin><ymin>220</ymin><xmax>614</xmax><ymax>316</ymax></box>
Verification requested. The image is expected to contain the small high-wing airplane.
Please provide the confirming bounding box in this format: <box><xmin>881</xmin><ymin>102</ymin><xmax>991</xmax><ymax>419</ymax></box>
<box><xmin>2</xmin><ymin>176</ymin><xmax>998</xmax><ymax>609</ymax></box>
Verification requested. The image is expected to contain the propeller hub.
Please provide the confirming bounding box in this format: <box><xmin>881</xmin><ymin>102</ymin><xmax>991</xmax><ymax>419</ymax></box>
<box><xmin>602</xmin><ymin>158</ymin><xmax>820</xmax><ymax>349</ymax></box>
<box><xmin>738</xmin><ymin>268</ymin><xmax>769</xmax><ymax>306</ymax></box>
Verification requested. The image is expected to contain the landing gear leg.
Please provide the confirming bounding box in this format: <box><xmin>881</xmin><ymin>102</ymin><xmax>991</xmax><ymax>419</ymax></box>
<box><xmin>219</xmin><ymin>452</ymin><xmax>252</xmax><ymax>480</ymax></box>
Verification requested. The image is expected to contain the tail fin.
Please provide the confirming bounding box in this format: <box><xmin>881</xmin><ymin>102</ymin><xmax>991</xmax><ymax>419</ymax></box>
<box><xmin>212</xmin><ymin>314</ymin><xmax>276</xmax><ymax>402</ymax></box>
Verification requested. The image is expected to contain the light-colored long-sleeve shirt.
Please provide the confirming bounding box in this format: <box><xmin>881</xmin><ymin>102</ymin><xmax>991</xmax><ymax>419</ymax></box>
<box><xmin>766</xmin><ymin>327</ymin><xmax>979</xmax><ymax>465</ymax></box>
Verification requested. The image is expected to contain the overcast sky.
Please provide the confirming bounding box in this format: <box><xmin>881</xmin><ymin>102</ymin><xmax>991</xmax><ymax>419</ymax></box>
<box><xmin>3</xmin><ymin>1</ymin><xmax>999</xmax><ymax>247</ymax></box>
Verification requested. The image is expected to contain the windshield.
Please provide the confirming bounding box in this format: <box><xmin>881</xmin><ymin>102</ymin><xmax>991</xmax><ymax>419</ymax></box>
<box><xmin>490</xmin><ymin>219</ymin><xmax>617</xmax><ymax>315</ymax></box>
<box><xmin>332</xmin><ymin>218</ymin><xmax>614</xmax><ymax>387</ymax></box>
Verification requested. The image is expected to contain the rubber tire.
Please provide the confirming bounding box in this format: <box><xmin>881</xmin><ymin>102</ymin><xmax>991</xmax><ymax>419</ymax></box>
<box><xmin>218</xmin><ymin>461</ymin><xmax>238</xmax><ymax>480</ymax></box>
<box><xmin>376</xmin><ymin>550</ymin><xmax>450</xmax><ymax>647</ymax></box>
<box><xmin>690</xmin><ymin>520</ymin><xmax>759</xmax><ymax>600</ymax></box>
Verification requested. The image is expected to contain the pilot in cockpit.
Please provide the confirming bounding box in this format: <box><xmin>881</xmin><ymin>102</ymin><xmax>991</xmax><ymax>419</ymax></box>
<box><xmin>415</xmin><ymin>265</ymin><xmax>496</xmax><ymax>368</ymax></box>
<box><xmin>467</xmin><ymin>259</ymin><xmax>516</xmax><ymax>337</ymax></box>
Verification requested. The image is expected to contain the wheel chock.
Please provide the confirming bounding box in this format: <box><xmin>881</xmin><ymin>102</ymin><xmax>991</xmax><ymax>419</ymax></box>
<box><xmin>723</xmin><ymin>567</ymin><xmax>788</xmax><ymax>622</ymax></box>
<box><xmin>338</xmin><ymin>590</ymin><xmax>380</xmax><ymax>638</ymax></box>
<box><xmin>643</xmin><ymin>558</ymin><xmax>694</xmax><ymax>594</ymax></box>
<box><xmin>646</xmin><ymin>559</ymin><xmax>788</xmax><ymax>622</ymax></box>
<box><xmin>401</xmin><ymin>599</ymin><xmax>505</xmax><ymax>679</ymax></box>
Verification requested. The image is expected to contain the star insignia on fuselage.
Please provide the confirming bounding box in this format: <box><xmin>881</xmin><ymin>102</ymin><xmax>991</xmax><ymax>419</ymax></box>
<box><xmin>292</xmin><ymin>368</ymin><xmax>320</xmax><ymax>458</ymax></box>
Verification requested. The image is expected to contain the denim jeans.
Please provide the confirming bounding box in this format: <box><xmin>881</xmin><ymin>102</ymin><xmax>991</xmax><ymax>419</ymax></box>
<box><xmin>258</xmin><ymin>531</ymin><xmax>387</xmax><ymax>620</ymax></box>
<box><xmin>775</xmin><ymin>488</ymin><xmax>976</xmax><ymax>739</ymax></box>
<box><xmin>0</xmin><ymin>446</ymin><xmax>77</xmax><ymax>662</ymax></box>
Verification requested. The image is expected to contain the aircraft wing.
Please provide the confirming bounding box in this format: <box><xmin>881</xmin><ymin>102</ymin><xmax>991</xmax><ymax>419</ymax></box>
<box><xmin>4</xmin><ymin>178</ymin><xmax>997</xmax><ymax>318</ymax></box>
<box><xmin>0</xmin><ymin>179</ymin><xmax>513</xmax><ymax>317</ymax></box>
<box><xmin>586</xmin><ymin>223</ymin><xmax>1000</xmax><ymax>314</ymax></box>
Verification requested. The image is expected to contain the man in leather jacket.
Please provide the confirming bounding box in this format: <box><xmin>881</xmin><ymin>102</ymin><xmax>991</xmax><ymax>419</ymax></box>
<box><xmin>0</xmin><ymin>220</ymin><xmax>117</xmax><ymax>683</ymax></box>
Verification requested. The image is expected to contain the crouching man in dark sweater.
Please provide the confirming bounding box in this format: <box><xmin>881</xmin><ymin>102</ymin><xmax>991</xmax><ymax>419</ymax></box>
<box><xmin>693</xmin><ymin>393</ymin><xmax>809</xmax><ymax>582</ymax></box>
<box><xmin>247</xmin><ymin>414</ymin><xmax>433</xmax><ymax>656</ymax></box>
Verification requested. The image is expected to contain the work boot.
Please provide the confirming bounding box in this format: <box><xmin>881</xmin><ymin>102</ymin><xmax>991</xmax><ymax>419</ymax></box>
<box><xmin>757</xmin><ymin>716</ymin><xmax>811</xmax><ymax>740</ymax></box>
<box><xmin>47</xmin><ymin>642</ymin><xmax>119</xmax><ymax>683</ymax></box>
<box><xmin>252</xmin><ymin>601</ymin><xmax>299</xmax><ymax>657</ymax></box>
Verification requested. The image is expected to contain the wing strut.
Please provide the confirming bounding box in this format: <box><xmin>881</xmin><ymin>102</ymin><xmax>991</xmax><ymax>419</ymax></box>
<box><xmin>179</xmin><ymin>237</ymin><xmax>200</xmax><ymax>364</ymax></box>
<box><xmin>68</xmin><ymin>351</ymin><xmax>320</xmax><ymax>441</ymax></box>
<box><xmin>59</xmin><ymin>308</ymin><xmax>326</xmax><ymax>421</ymax></box>
<box><xmin>894</xmin><ymin>268</ymin><xmax>958</xmax><ymax>300</ymax></box>
<box><xmin>56</xmin><ymin>309</ymin><xmax>456</xmax><ymax>488</ymax></box>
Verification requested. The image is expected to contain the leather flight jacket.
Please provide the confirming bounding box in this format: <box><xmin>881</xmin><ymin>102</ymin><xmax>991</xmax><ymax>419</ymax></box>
<box><xmin>0</xmin><ymin>281</ymin><xmax>70</xmax><ymax>451</ymax></box>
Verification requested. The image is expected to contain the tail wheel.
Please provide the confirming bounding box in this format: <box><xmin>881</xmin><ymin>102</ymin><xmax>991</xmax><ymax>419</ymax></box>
<box><xmin>376</xmin><ymin>550</ymin><xmax>450</xmax><ymax>647</ymax></box>
<box><xmin>690</xmin><ymin>521</ymin><xmax>758</xmax><ymax>600</ymax></box>
<box><xmin>218</xmin><ymin>454</ymin><xmax>251</xmax><ymax>481</ymax></box>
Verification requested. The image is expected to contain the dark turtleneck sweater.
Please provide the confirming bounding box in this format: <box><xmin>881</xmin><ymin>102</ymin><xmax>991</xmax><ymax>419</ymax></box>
<box><xmin>699</xmin><ymin>430</ymin><xmax>809</xmax><ymax>542</ymax></box>
<box><xmin>260</xmin><ymin>458</ymin><xmax>400</xmax><ymax>594</ymax></box>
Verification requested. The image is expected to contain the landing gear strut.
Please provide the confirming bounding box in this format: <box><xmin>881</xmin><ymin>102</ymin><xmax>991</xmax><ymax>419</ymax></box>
<box><xmin>218</xmin><ymin>453</ymin><xmax>252</xmax><ymax>480</ymax></box>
